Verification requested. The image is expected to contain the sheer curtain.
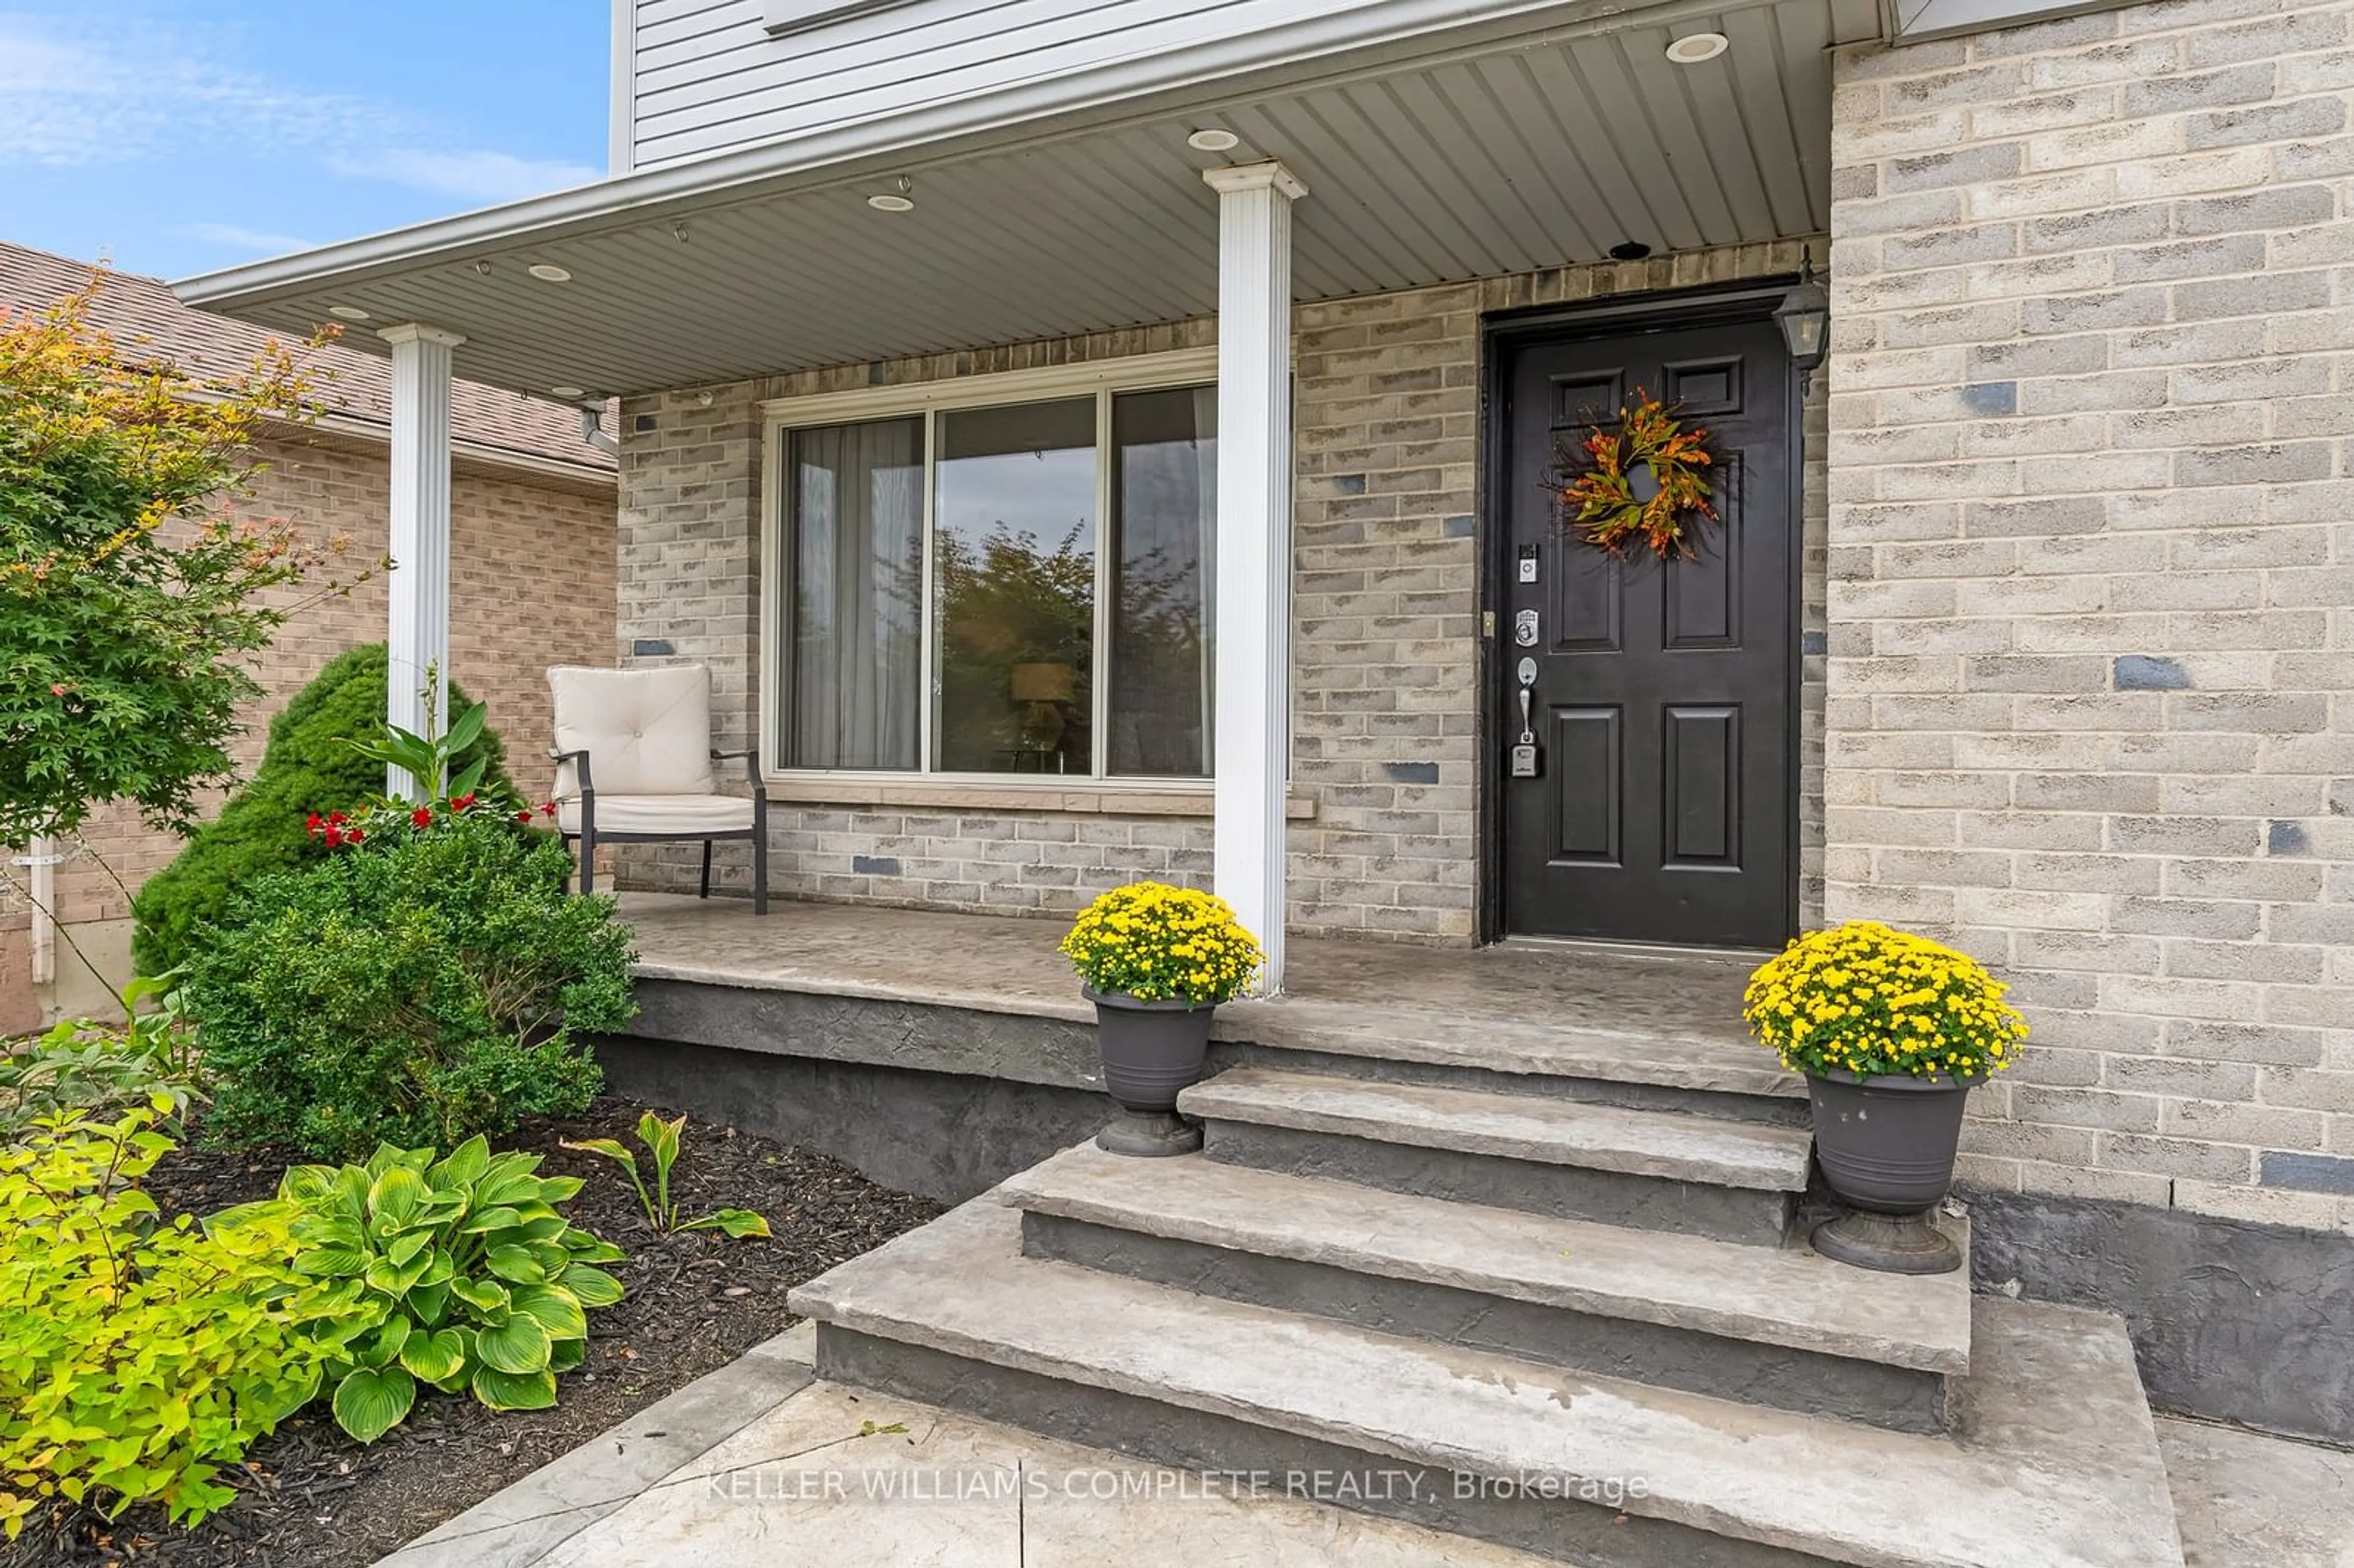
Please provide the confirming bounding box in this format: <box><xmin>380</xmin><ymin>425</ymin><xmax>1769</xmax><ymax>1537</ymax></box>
<box><xmin>785</xmin><ymin>417</ymin><xmax>923</xmax><ymax>769</ymax></box>
<box><xmin>1108</xmin><ymin>385</ymin><xmax>1217</xmax><ymax>776</ymax></box>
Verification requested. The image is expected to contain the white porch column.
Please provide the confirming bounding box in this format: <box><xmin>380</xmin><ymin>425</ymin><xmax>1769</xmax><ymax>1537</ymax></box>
<box><xmin>379</xmin><ymin>323</ymin><xmax>465</xmax><ymax>796</ymax></box>
<box><xmin>1205</xmin><ymin>161</ymin><xmax>1305</xmax><ymax>994</ymax></box>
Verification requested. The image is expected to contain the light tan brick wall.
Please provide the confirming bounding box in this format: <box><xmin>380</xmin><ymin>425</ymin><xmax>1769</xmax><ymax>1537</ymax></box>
<box><xmin>616</xmin><ymin>242</ymin><xmax>1827</xmax><ymax>938</ymax></box>
<box><xmin>1827</xmin><ymin>0</ymin><xmax>2354</xmax><ymax>1219</ymax></box>
<box><xmin>48</xmin><ymin>429</ymin><xmax>617</xmax><ymax>945</ymax></box>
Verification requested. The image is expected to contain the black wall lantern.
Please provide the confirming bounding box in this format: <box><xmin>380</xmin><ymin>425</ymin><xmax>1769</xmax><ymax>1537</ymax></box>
<box><xmin>1775</xmin><ymin>247</ymin><xmax>1830</xmax><ymax>391</ymax></box>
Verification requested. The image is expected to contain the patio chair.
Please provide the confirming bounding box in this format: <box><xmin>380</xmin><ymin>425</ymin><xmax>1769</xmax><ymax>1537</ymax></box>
<box><xmin>547</xmin><ymin>664</ymin><xmax>768</xmax><ymax>914</ymax></box>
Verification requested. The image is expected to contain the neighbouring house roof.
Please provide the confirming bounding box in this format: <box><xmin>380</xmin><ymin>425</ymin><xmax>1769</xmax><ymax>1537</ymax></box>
<box><xmin>0</xmin><ymin>241</ymin><xmax>613</xmax><ymax>480</ymax></box>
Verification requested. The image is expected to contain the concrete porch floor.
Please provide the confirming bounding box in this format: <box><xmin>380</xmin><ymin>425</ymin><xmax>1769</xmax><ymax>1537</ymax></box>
<box><xmin>615</xmin><ymin>893</ymin><xmax>1802</xmax><ymax>1102</ymax></box>
<box><xmin>377</xmin><ymin>1319</ymin><xmax>2352</xmax><ymax>1568</ymax></box>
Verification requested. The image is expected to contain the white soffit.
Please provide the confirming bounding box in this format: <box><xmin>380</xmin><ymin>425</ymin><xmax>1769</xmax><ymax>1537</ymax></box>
<box><xmin>176</xmin><ymin>0</ymin><xmax>1874</xmax><ymax>401</ymax></box>
<box><xmin>1886</xmin><ymin>0</ymin><xmax>2131</xmax><ymax>37</ymax></box>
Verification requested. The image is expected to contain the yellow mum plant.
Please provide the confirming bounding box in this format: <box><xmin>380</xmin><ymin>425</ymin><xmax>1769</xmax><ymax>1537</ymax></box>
<box><xmin>1061</xmin><ymin>882</ymin><xmax>1263</xmax><ymax>1007</ymax></box>
<box><xmin>1743</xmin><ymin>921</ymin><xmax>2027</xmax><ymax>1083</ymax></box>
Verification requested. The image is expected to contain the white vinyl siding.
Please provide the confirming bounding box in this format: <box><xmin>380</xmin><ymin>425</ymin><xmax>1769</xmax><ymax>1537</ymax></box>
<box><xmin>626</xmin><ymin>0</ymin><xmax>1365</xmax><ymax>169</ymax></box>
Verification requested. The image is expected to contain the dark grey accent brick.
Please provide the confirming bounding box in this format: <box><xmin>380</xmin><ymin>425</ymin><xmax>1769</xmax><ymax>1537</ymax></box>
<box><xmin>2258</xmin><ymin>1151</ymin><xmax>2354</xmax><ymax>1196</ymax></box>
<box><xmin>1802</xmin><ymin>631</ymin><xmax>1828</xmax><ymax>656</ymax></box>
<box><xmin>633</xmin><ymin>413</ymin><xmax>658</xmax><ymax>433</ymax></box>
<box><xmin>851</xmin><ymin>854</ymin><xmax>903</xmax><ymax>876</ymax></box>
<box><xmin>2268</xmin><ymin>822</ymin><xmax>2310</xmax><ymax>857</ymax></box>
<box><xmin>1961</xmin><ymin>382</ymin><xmax>2017</xmax><ymax>416</ymax></box>
<box><xmin>1884</xmin><ymin>143</ymin><xmax>2023</xmax><ymax>193</ymax></box>
<box><xmin>2114</xmin><ymin>655</ymin><xmax>2190</xmax><ymax>691</ymax></box>
<box><xmin>632</xmin><ymin>638</ymin><xmax>676</xmax><ymax>657</ymax></box>
<box><xmin>1330</xmin><ymin>473</ymin><xmax>1368</xmax><ymax>495</ymax></box>
<box><xmin>1443</xmin><ymin>514</ymin><xmax>1476</xmax><ymax>539</ymax></box>
<box><xmin>1385</xmin><ymin>762</ymin><xmax>1441</xmax><ymax>784</ymax></box>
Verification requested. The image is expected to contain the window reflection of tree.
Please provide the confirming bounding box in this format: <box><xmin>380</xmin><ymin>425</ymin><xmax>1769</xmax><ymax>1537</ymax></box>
<box><xmin>935</xmin><ymin>523</ymin><xmax>1094</xmax><ymax>772</ymax></box>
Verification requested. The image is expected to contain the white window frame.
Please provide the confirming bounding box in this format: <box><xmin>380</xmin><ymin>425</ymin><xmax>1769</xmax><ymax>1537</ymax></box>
<box><xmin>758</xmin><ymin>347</ymin><xmax>1221</xmax><ymax>795</ymax></box>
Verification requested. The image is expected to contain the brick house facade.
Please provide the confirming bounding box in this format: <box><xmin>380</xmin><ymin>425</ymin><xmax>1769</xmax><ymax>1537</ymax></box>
<box><xmin>1825</xmin><ymin>3</ymin><xmax>2354</xmax><ymax>1224</ymax></box>
<box><xmin>167</xmin><ymin>0</ymin><xmax>2354</xmax><ymax>1445</ymax></box>
<box><xmin>587</xmin><ymin>0</ymin><xmax>2354</xmax><ymax>1222</ymax></box>
<box><xmin>0</xmin><ymin>245</ymin><xmax>619</xmax><ymax>1014</ymax></box>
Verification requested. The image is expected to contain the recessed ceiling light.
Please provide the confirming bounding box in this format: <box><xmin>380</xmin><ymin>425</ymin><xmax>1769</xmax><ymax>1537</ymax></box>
<box><xmin>866</xmin><ymin>192</ymin><xmax>915</xmax><ymax>213</ymax></box>
<box><xmin>527</xmin><ymin>263</ymin><xmax>573</xmax><ymax>283</ymax></box>
<box><xmin>1609</xmin><ymin>240</ymin><xmax>1654</xmax><ymax>261</ymax></box>
<box><xmin>1666</xmin><ymin>31</ymin><xmax>1729</xmax><ymax>63</ymax></box>
<box><xmin>327</xmin><ymin>305</ymin><xmax>371</xmax><ymax>321</ymax></box>
<box><xmin>1187</xmin><ymin>127</ymin><xmax>1240</xmax><ymax>153</ymax></box>
<box><xmin>549</xmin><ymin>385</ymin><xmax>587</xmax><ymax>399</ymax></box>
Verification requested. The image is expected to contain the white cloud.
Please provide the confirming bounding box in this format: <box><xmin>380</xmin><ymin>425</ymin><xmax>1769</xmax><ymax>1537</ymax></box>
<box><xmin>0</xmin><ymin>13</ymin><xmax>415</xmax><ymax>166</ymax></box>
<box><xmin>0</xmin><ymin>12</ymin><xmax>593</xmax><ymax>205</ymax></box>
<box><xmin>329</xmin><ymin>148</ymin><xmax>601</xmax><ymax>203</ymax></box>
<box><xmin>177</xmin><ymin>221</ymin><xmax>320</xmax><ymax>256</ymax></box>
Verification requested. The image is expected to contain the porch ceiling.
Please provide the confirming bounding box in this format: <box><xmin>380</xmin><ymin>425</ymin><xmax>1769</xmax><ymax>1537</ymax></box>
<box><xmin>176</xmin><ymin>0</ymin><xmax>1872</xmax><ymax>402</ymax></box>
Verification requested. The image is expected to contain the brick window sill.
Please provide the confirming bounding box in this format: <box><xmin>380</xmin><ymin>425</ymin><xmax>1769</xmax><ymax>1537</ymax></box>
<box><xmin>761</xmin><ymin>776</ymin><xmax>1316</xmax><ymax>820</ymax></box>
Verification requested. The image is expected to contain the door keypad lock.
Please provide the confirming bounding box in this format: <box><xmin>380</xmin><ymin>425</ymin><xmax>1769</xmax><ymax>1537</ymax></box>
<box><xmin>1510</xmin><ymin>657</ymin><xmax>1542</xmax><ymax>779</ymax></box>
<box><xmin>1514</xmin><ymin>609</ymin><xmax>1541</xmax><ymax>648</ymax></box>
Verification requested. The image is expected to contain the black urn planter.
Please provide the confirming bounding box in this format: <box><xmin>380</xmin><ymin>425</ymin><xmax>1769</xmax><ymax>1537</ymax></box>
<box><xmin>1807</xmin><ymin>1069</ymin><xmax>1976</xmax><ymax>1275</ymax></box>
<box><xmin>1086</xmin><ymin>988</ymin><xmax>1216</xmax><ymax>1157</ymax></box>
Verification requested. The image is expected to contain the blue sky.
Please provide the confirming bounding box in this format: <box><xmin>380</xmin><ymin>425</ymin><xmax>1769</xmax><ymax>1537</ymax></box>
<box><xmin>1</xmin><ymin>2</ymin><xmax>609</xmax><ymax>281</ymax></box>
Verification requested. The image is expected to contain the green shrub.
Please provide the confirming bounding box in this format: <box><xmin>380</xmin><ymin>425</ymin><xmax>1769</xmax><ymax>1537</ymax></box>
<box><xmin>252</xmin><ymin>1135</ymin><xmax>627</xmax><ymax>1442</ymax></box>
<box><xmin>1</xmin><ymin>974</ymin><xmax>204</xmax><ymax>1141</ymax></box>
<box><xmin>0</xmin><ymin>1108</ymin><xmax>352</xmax><ymax>1535</ymax></box>
<box><xmin>183</xmin><ymin>807</ymin><xmax>632</xmax><ymax>1160</ymax></box>
<box><xmin>131</xmin><ymin>643</ymin><xmax>515</xmax><ymax>976</ymax></box>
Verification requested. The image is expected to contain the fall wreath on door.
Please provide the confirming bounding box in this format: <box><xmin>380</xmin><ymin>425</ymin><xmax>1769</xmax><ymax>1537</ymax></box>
<box><xmin>1553</xmin><ymin>392</ymin><xmax>1720</xmax><ymax>561</ymax></box>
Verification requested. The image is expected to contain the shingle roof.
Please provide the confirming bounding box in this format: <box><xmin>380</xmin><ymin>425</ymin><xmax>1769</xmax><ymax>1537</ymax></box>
<box><xmin>0</xmin><ymin>242</ymin><xmax>614</xmax><ymax>474</ymax></box>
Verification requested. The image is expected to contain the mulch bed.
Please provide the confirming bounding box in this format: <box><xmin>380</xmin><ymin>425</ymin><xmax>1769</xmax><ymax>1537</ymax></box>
<box><xmin>6</xmin><ymin>1095</ymin><xmax>943</xmax><ymax>1568</ymax></box>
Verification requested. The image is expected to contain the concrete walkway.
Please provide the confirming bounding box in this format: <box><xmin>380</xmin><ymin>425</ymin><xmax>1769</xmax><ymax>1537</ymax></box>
<box><xmin>379</xmin><ymin>1319</ymin><xmax>2352</xmax><ymax>1568</ymax></box>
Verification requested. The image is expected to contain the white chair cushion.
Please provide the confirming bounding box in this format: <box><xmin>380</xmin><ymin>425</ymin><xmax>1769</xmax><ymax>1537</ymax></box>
<box><xmin>549</xmin><ymin>664</ymin><xmax>715</xmax><ymax>798</ymax></box>
<box><xmin>557</xmin><ymin>794</ymin><xmax>755</xmax><ymax>837</ymax></box>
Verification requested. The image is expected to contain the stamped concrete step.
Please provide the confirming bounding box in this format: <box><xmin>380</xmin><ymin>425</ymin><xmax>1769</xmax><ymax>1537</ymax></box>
<box><xmin>790</xmin><ymin>1200</ymin><xmax>2185</xmax><ymax>1568</ymax></box>
<box><xmin>1179</xmin><ymin>1067</ymin><xmax>1811</xmax><ymax>1246</ymax></box>
<box><xmin>1218</xmin><ymin>1000</ymin><xmax>1811</xmax><ymax>1127</ymax></box>
<box><xmin>1002</xmin><ymin>1144</ymin><xmax>1966</xmax><ymax>1434</ymax></box>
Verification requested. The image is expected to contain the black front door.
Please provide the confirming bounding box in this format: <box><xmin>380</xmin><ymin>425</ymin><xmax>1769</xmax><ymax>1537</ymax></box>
<box><xmin>1498</xmin><ymin>310</ymin><xmax>1796</xmax><ymax>948</ymax></box>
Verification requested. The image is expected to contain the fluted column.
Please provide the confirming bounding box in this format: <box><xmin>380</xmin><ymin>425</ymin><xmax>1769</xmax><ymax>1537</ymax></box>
<box><xmin>1205</xmin><ymin>160</ymin><xmax>1305</xmax><ymax>994</ymax></box>
<box><xmin>379</xmin><ymin>322</ymin><xmax>465</xmax><ymax>796</ymax></box>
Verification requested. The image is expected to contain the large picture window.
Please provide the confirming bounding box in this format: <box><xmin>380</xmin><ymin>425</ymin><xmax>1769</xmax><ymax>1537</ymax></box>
<box><xmin>768</xmin><ymin>357</ymin><xmax>1217</xmax><ymax>782</ymax></box>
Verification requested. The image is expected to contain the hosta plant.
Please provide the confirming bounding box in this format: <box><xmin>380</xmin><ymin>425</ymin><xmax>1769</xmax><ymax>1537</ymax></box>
<box><xmin>563</xmin><ymin>1111</ymin><xmax>771</xmax><ymax>1238</ymax></box>
<box><xmin>256</xmin><ymin>1135</ymin><xmax>627</xmax><ymax>1442</ymax></box>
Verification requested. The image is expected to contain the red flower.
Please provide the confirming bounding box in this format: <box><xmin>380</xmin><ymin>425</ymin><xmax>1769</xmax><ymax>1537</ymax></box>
<box><xmin>322</xmin><ymin>826</ymin><xmax>343</xmax><ymax>848</ymax></box>
<box><xmin>347</xmin><ymin>828</ymin><xmax>365</xmax><ymax>843</ymax></box>
<box><xmin>328</xmin><ymin>810</ymin><xmax>349</xmax><ymax>826</ymax></box>
<box><xmin>515</xmin><ymin>810</ymin><xmax>535</xmax><ymax>824</ymax></box>
<box><xmin>540</xmin><ymin>801</ymin><xmax>558</xmax><ymax>818</ymax></box>
<box><xmin>451</xmin><ymin>793</ymin><xmax>476</xmax><ymax>813</ymax></box>
<box><xmin>306</xmin><ymin>812</ymin><xmax>324</xmax><ymax>837</ymax></box>
<box><xmin>49</xmin><ymin>683</ymin><xmax>66</xmax><ymax>698</ymax></box>
<box><xmin>411</xmin><ymin>807</ymin><xmax>433</xmax><ymax>828</ymax></box>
